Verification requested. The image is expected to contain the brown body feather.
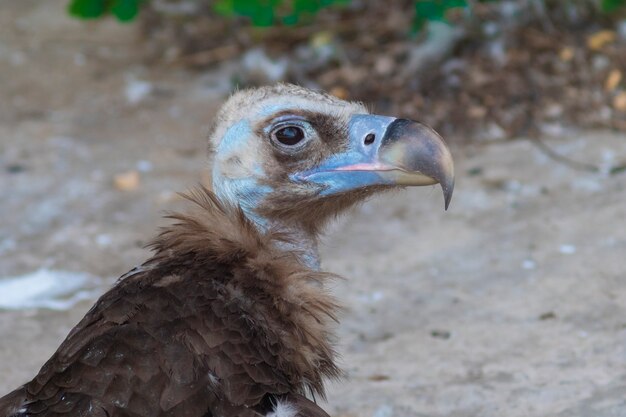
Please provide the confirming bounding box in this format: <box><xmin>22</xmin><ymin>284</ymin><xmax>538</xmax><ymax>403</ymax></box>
<box><xmin>0</xmin><ymin>188</ymin><xmax>339</xmax><ymax>417</ymax></box>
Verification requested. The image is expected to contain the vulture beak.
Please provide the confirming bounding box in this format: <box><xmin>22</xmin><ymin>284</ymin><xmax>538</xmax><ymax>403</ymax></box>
<box><xmin>295</xmin><ymin>115</ymin><xmax>455</xmax><ymax>210</ymax></box>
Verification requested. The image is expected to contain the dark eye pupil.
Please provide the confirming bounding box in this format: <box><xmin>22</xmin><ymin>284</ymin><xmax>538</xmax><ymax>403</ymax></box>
<box><xmin>275</xmin><ymin>126</ymin><xmax>305</xmax><ymax>146</ymax></box>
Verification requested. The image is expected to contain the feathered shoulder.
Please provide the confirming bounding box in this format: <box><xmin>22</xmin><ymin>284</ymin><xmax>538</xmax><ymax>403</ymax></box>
<box><xmin>8</xmin><ymin>187</ymin><xmax>342</xmax><ymax>417</ymax></box>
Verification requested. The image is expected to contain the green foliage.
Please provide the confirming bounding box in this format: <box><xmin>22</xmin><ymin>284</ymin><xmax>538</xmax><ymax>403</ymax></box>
<box><xmin>213</xmin><ymin>0</ymin><xmax>348</xmax><ymax>26</ymax></box>
<box><xmin>601</xmin><ymin>0</ymin><xmax>626</xmax><ymax>12</ymax></box>
<box><xmin>68</xmin><ymin>0</ymin><xmax>144</xmax><ymax>21</ymax></box>
<box><xmin>67</xmin><ymin>0</ymin><xmax>626</xmax><ymax>25</ymax></box>
<box><xmin>413</xmin><ymin>0</ymin><xmax>466</xmax><ymax>31</ymax></box>
<box><xmin>68</xmin><ymin>0</ymin><xmax>348</xmax><ymax>25</ymax></box>
<box><xmin>213</xmin><ymin>0</ymin><xmax>281</xmax><ymax>26</ymax></box>
<box><xmin>412</xmin><ymin>0</ymin><xmax>501</xmax><ymax>31</ymax></box>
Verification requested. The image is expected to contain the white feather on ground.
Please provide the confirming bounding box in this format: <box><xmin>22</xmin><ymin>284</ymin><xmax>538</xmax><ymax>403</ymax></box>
<box><xmin>0</xmin><ymin>269</ymin><xmax>98</xmax><ymax>310</ymax></box>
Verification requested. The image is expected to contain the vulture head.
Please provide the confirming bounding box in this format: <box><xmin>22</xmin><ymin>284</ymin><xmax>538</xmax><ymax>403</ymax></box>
<box><xmin>211</xmin><ymin>84</ymin><xmax>454</xmax><ymax>267</ymax></box>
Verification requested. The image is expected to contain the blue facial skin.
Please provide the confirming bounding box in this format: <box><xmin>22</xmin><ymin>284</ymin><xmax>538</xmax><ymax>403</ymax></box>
<box><xmin>212</xmin><ymin>120</ymin><xmax>272</xmax><ymax>227</ymax></box>
<box><xmin>214</xmin><ymin>114</ymin><xmax>401</xmax><ymax>225</ymax></box>
<box><xmin>214</xmin><ymin>119</ymin><xmax>251</xmax><ymax>156</ymax></box>
<box><xmin>292</xmin><ymin>114</ymin><xmax>398</xmax><ymax>196</ymax></box>
<box><xmin>305</xmin><ymin>168</ymin><xmax>386</xmax><ymax>196</ymax></box>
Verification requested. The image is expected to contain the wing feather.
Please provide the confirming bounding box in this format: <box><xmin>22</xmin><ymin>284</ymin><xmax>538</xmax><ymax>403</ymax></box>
<box><xmin>4</xmin><ymin>268</ymin><xmax>293</xmax><ymax>417</ymax></box>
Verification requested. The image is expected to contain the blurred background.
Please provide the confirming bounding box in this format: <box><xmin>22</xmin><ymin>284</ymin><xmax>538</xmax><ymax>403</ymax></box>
<box><xmin>1</xmin><ymin>1</ymin><xmax>626</xmax><ymax>416</ymax></box>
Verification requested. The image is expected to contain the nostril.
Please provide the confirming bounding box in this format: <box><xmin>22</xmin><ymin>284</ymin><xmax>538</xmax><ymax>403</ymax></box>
<box><xmin>364</xmin><ymin>133</ymin><xmax>375</xmax><ymax>145</ymax></box>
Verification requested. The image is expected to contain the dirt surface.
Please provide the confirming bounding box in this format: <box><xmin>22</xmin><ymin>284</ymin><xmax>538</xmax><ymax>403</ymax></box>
<box><xmin>1</xmin><ymin>2</ymin><xmax>626</xmax><ymax>416</ymax></box>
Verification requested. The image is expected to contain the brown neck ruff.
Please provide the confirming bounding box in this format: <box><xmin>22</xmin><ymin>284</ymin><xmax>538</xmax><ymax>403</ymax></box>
<box><xmin>145</xmin><ymin>187</ymin><xmax>342</xmax><ymax>398</ymax></box>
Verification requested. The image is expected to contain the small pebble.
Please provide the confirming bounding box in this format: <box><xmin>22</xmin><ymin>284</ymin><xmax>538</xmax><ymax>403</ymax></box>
<box><xmin>6</xmin><ymin>164</ymin><xmax>26</xmax><ymax>174</ymax></box>
<box><xmin>587</xmin><ymin>30</ymin><xmax>616</xmax><ymax>51</ymax></box>
<box><xmin>125</xmin><ymin>79</ymin><xmax>153</xmax><ymax>104</ymax></box>
<box><xmin>430</xmin><ymin>329</ymin><xmax>451</xmax><ymax>340</ymax></box>
<box><xmin>605</xmin><ymin>69</ymin><xmax>622</xmax><ymax>91</ymax></box>
<box><xmin>373</xmin><ymin>404</ymin><xmax>393</xmax><ymax>417</ymax></box>
<box><xmin>559</xmin><ymin>46</ymin><xmax>574</xmax><ymax>61</ymax></box>
<box><xmin>114</xmin><ymin>171</ymin><xmax>140</xmax><ymax>191</ymax></box>
<box><xmin>367</xmin><ymin>374</ymin><xmax>390</xmax><ymax>382</ymax></box>
<box><xmin>358</xmin><ymin>291</ymin><xmax>384</xmax><ymax>303</ymax></box>
<box><xmin>330</xmin><ymin>86</ymin><xmax>349</xmax><ymax>100</ymax></box>
<box><xmin>613</xmin><ymin>92</ymin><xmax>626</xmax><ymax>112</ymax></box>
<box><xmin>136</xmin><ymin>160</ymin><xmax>153</xmax><ymax>172</ymax></box>
<box><xmin>95</xmin><ymin>234</ymin><xmax>112</xmax><ymax>247</ymax></box>
<box><xmin>559</xmin><ymin>244</ymin><xmax>577</xmax><ymax>255</ymax></box>
<box><xmin>539</xmin><ymin>312</ymin><xmax>556</xmax><ymax>320</ymax></box>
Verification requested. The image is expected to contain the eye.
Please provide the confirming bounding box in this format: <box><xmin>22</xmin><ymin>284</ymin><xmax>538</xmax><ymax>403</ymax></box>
<box><xmin>273</xmin><ymin>126</ymin><xmax>305</xmax><ymax>146</ymax></box>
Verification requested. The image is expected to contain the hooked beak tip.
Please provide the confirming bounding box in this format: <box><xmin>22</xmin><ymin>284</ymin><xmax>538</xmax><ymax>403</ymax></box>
<box><xmin>379</xmin><ymin>119</ymin><xmax>455</xmax><ymax>210</ymax></box>
<box><xmin>443</xmin><ymin>178</ymin><xmax>454</xmax><ymax>210</ymax></box>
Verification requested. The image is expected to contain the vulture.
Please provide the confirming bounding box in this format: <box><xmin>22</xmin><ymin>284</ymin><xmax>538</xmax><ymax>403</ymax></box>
<box><xmin>0</xmin><ymin>84</ymin><xmax>454</xmax><ymax>417</ymax></box>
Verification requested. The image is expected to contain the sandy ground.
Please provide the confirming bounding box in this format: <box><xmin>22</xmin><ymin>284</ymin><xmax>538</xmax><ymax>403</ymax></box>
<box><xmin>1</xmin><ymin>1</ymin><xmax>626</xmax><ymax>416</ymax></box>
